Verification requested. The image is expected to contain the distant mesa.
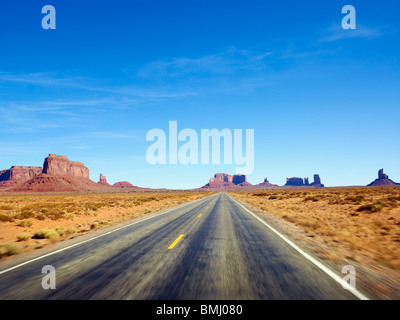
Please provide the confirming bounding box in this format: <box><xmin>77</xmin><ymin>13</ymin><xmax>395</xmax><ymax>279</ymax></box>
<box><xmin>285</xmin><ymin>177</ymin><xmax>305</xmax><ymax>187</ymax></box>
<box><xmin>201</xmin><ymin>172</ymin><xmax>324</xmax><ymax>189</ymax></box>
<box><xmin>202</xmin><ymin>173</ymin><xmax>253</xmax><ymax>189</ymax></box>
<box><xmin>256</xmin><ymin>178</ymin><xmax>279</xmax><ymax>188</ymax></box>
<box><xmin>284</xmin><ymin>174</ymin><xmax>324</xmax><ymax>188</ymax></box>
<box><xmin>0</xmin><ymin>166</ymin><xmax>42</xmax><ymax>188</ymax></box>
<box><xmin>112</xmin><ymin>181</ymin><xmax>141</xmax><ymax>189</ymax></box>
<box><xmin>367</xmin><ymin>169</ymin><xmax>399</xmax><ymax>186</ymax></box>
<box><xmin>97</xmin><ymin>173</ymin><xmax>141</xmax><ymax>189</ymax></box>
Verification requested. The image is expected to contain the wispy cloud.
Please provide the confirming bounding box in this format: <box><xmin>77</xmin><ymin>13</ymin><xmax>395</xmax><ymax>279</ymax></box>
<box><xmin>0</xmin><ymin>101</ymin><xmax>86</xmax><ymax>133</ymax></box>
<box><xmin>0</xmin><ymin>46</ymin><xmax>278</xmax><ymax>107</ymax></box>
<box><xmin>0</xmin><ymin>46</ymin><xmax>280</xmax><ymax>135</ymax></box>
<box><xmin>0</xmin><ymin>71</ymin><xmax>197</xmax><ymax>102</ymax></box>
<box><xmin>137</xmin><ymin>47</ymin><xmax>274</xmax><ymax>78</ymax></box>
<box><xmin>320</xmin><ymin>24</ymin><xmax>383</xmax><ymax>42</ymax></box>
<box><xmin>0</xmin><ymin>72</ymin><xmax>91</xmax><ymax>89</ymax></box>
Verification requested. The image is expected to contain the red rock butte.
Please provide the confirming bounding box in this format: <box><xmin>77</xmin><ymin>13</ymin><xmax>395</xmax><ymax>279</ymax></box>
<box><xmin>98</xmin><ymin>173</ymin><xmax>112</xmax><ymax>187</ymax></box>
<box><xmin>43</xmin><ymin>154</ymin><xmax>89</xmax><ymax>179</ymax></box>
<box><xmin>97</xmin><ymin>173</ymin><xmax>141</xmax><ymax>189</ymax></box>
<box><xmin>367</xmin><ymin>169</ymin><xmax>399</xmax><ymax>186</ymax></box>
<box><xmin>284</xmin><ymin>174</ymin><xmax>324</xmax><ymax>188</ymax></box>
<box><xmin>202</xmin><ymin>173</ymin><xmax>253</xmax><ymax>189</ymax></box>
<box><xmin>256</xmin><ymin>178</ymin><xmax>279</xmax><ymax>188</ymax></box>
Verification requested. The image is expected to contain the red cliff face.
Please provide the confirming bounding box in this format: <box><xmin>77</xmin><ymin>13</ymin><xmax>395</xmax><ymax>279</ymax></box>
<box><xmin>0</xmin><ymin>166</ymin><xmax>42</xmax><ymax>182</ymax></box>
<box><xmin>210</xmin><ymin>173</ymin><xmax>233</xmax><ymax>184</ymax></box>
<box><xmin>42</xmin><ymin>154</ymin><xmax>89</xmax><ymax>179</ymax></box>
<box><xmin>0</xmin><ymin>166</ymin><xmax>42</xmax><ymax>188</ymax></box>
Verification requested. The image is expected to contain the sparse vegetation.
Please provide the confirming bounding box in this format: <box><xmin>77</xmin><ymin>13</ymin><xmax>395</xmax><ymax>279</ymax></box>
<box><xmin>33</xmin><ymin>228</ymin><xmax>60</xmax><ymax>240</ymax></box>
<box><xmin>230</xmin><ymin>186</ymin><xmax>400</xmax><ymax>270</ymax></box>
<box><xmin>0</xmin><ymin>241</ymin><xmax>22</xmax><ymax>257</ymax></box>
<box><xmin>231</xmin><ymin>186</ymin><xmax>400</xmax><ymax>299</ymax></box>
<box><xmin>17</xmin><ymin>220</ymin><xmax>33</xmax><ymax>227</ymax></box>
<box><xmin>17</xmin><ymin>233</ymin><xmax>31</xmax><ymax>241</ymax></box>
<box><xmin>0</xmin><ymin>191</ymin><xmax>210</xmax><ymax>259</ymax></box>
<box><xmin>55</xmin><ymin>226</ymin><xmax>65</xmax><ymax>236</ymax></box>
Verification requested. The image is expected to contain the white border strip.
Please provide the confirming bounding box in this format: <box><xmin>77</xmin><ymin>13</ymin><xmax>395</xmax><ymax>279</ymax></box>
<box><xmin>0</xmin><ymin>194</ymin><xmax>211</xmax><ymax>276</ymax></box>
<box><xmin>227</xmin><ymin>194</ymin><xmax>370</xmax><ymax>300</ymax></box>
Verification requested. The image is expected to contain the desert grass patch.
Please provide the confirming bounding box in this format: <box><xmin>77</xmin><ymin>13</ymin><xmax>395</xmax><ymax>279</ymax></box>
<box><xmin>17</xmin><ymin>220</ymin><xmax>33</xmax><ymax>227</ymax></box>
<box><xmin>33</xmin><ymin>228</ymin><xmax>60</xmax><ymax>241</ymax></box>
<box><xmin>0</xmin><ymin>204</ymin><xmax>14</xmax><ymax>210</ymax></box>
<box><xmin>17</xmin><ymin>233</ymin><xmax>31</xmax><ymax>241</ymax></box>
<box><xmin>0</xmin><ymin>212</ymin><xmax>14</xmax><ymax>222</ymax></box>
<box><xmin>357</xmin><ymin>203</ymin><xmax>383</xmax><ymax>213</ymax></box>
<box><xmin>0</xmin><ymin>241</ymin><xmax>22</xmax><ymax>257</ymax></box>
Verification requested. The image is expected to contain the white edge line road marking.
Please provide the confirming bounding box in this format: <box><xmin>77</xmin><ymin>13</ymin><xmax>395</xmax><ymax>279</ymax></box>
<box><xmin>227</xmin><ymin>193</ymin><xmax>370</xmax><ymax>301</ymax></box>
<box><xmin>0</xmin><ymin>194</ymin><xmax>215</xmax><ymax>276</ymax></box>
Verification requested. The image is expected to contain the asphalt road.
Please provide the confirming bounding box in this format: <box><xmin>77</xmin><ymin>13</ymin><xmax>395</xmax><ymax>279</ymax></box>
<box><xmin>0</xmin><ymin>193</ymin><xmax>361</xmax><ymax>300</ymax></box>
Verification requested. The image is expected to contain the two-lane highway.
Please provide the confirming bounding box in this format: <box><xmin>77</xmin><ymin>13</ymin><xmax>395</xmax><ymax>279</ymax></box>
<box><xmin>0</xmin><ymin>193</ymin><xmax>364</xmax><ymax>299</ymax></box>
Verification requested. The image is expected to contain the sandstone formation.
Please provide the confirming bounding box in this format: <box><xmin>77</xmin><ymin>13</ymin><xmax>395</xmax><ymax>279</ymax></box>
<box><xmin>0</xmin><ymin>166</ymin><xmax>42</xmax><ymax>187</ymax></box>
<box><xmin>310</xmin><ymin>174</ymin><xmax>324</xmax><ymax>187</ymax></box>
<box><xmin>285</xmin><ymin>174</ymin><xmax>324</xmax><ymax>188</ymax></box>
<box><xmin>43</xmin><ymin>154</ymin><xmax>89</xmax><ymax>179</ymax></box>
<box><xmin>368</xmin><ymin>169</ymin><xmax>398</xmax><ymax>186</ymax></box>
<box><xmin>0</xmin><ymin>152</ymin><xmax>150</xmax><ymax>193</ymax></box>
<box><xmin>202</xmin><ymin>173</ymin><xmax>253</xmax><ymax>189</ymax></box>
<box><xmin>97</xmin><ymin>173</ymin><xmax>141</xmax><ymax>189</ymax></box>
<box><xmin>0</xmin><ymin>154</ymin><xmax>115</xmax><ymax>193</ymax></box>
<box><xmin>232</xmin><ymin>174</ymin><xmax>247</xmax><ymax>185</ymax></box>
<box><xmin>285</xmin><ymin>177</ymin><xmax>305</xmax><ymax>186</ymax></box>
<box><xmin>9</xmin><ymin>174</ymin><xmax>107</xmax><ymax>193</ymax></box>
<box><xmin>113</xmin><ymin>181</ymin><xmax>140</xmax><ymax>189</ymax></box>
<box><xmin>256</xmin><ymin>178</ymin><xmax>279</xmax><ymax>188</ymax></box>
<box><xmin>98</xmin><ymin>173</ymin><xmax>112</xmax><ymax>187</ymax></box>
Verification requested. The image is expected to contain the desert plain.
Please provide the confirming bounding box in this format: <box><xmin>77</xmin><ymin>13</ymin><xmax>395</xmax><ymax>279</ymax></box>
<box><xmin>0</xmin><ymin>186</ymin><xmax>399</xmax><ymax>299</ymax></box>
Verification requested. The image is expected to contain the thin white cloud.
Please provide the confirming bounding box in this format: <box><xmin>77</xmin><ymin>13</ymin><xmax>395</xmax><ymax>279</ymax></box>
<box><xmin>320</xmin><ymin>24</ymin><xmax>383</xmax><ymax>42</ymax></box>
<box><xmin>0</xmin><ymin>72</ymin><xmax>91</xmax><ymax>89</ymax></box>
<box><xmin>0</xmin><ymin>71</ymin><xmax>196</xmax><ymax>101</ymax></box>
<box><xmin>137</xmin><ymin>47</ymin><xmax>274</xmax><ymax>78</ymax></box>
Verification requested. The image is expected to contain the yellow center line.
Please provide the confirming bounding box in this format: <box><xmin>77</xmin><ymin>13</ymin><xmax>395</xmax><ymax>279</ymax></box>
<box><xmin>168</xmin><ymin>234</ymin><xmax>184</xmax><ymax>250</ymax></box>
<box><xmin>198</xmin><ymin>214</ymin><xmax>202</xmax><ymax>218</ymax></box>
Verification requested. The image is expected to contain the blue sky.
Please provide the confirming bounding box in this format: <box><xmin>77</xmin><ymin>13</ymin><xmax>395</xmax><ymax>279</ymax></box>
<box><xmin>0</xmin><ymin>0</ymin><xmax>399</xmax><ymax>189</ymax></box>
